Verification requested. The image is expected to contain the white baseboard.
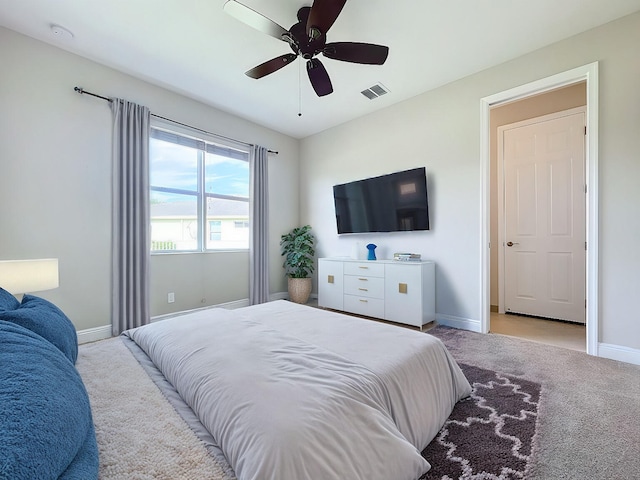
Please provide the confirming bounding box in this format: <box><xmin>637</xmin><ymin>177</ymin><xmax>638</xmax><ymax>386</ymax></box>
<box><xmin>77</xmin><ymin>325</ymin><xmax>112</xmax><ymax>344</ymax></box>
<box><xmin>436</xmin><ymin>314</ymin><xmax>482</xmax><ymax>332</ymax></box>
<box><xmin>598</xmin><ymin>342</ymin><xmax>640</xmax><ymax>366</ymax></box>
<box><xmin>150</xmin><ymin>298</ymin><xmax>254</xmax><ymax>322</ymax></box>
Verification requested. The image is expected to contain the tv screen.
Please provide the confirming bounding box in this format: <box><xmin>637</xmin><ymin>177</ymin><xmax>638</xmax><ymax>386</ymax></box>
<box><xmin>333</xmin><ymin>167</ymin><xmax>430</xmax><ymax>234</ymax></box>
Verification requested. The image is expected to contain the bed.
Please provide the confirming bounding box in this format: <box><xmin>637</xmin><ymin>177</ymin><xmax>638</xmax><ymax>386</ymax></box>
<box><xmin>123</xmin><ymin>300</ymin><xmax>471</xmax><ymax>480</ymax></box>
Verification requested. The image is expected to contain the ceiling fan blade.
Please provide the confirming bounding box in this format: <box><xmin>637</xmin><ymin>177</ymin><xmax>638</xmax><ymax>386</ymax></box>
<box><xmin>307</xmin><ymin>58</ymin><xmax>333</xmax><ymax>97</ymax></box>
<box><xmin>323</xmin><ymin>42</ymin><xmax>389</xmax><ymax>65</ymax></box>
<box><xmin>224</xmin><ymin>0</ymin><xmax>288</xmax><ymax>42</ymax></box>
<box><xmin>245</xmin><ymin>54</ymin><xmax>298</xmax><ymax>79</ymax></box>
<box><xmin>306</xmin><ymin>0</ymin><xmax>347</xmax><ymax>38</ymax></box>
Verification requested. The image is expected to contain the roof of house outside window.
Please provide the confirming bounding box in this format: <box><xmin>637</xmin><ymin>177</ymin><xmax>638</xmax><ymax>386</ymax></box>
<box><xmin>151</xmin><ymin>197</ymin><xmax>248</xmax><ymax>217</ymax></box>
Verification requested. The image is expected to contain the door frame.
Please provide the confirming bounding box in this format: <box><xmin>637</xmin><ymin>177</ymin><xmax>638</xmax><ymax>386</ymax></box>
<box><xmin>497</xmin><ymin>106</ymin><xmax>587</xmax><ymax>319</ymax></box>
<box><xmin>480</xmin><ymin>62</ymin><xmax>599</xmax><ymax>355</ymax></box>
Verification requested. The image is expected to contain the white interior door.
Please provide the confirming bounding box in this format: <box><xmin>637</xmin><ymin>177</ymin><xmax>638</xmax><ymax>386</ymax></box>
<box><xmin>499</xmin><ymin>108</ymin><xmax>586</xmax><ymax>323</ymax></box>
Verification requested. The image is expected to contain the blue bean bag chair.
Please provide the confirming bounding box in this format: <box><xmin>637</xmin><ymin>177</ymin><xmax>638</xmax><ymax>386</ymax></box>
<box><xmin>0</xmin><ymin>296</ymin><xmax>98</xmax><ymax>479</ymax></box>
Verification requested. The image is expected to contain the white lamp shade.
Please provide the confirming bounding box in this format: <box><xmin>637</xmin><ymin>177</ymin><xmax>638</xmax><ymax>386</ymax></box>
<box><xmin>0</xmin><ymin>259</ymin><xmax>59</xmax><ymax>294</ymax></box>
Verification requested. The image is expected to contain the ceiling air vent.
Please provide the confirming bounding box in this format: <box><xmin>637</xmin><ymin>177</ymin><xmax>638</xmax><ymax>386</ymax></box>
<box><xmin>361</xmin><ymin>83</ymin><xmax>389</xmax><ymax>100</ymax></box>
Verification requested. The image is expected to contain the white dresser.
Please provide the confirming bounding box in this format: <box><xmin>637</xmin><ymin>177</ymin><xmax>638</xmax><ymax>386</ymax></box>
<box><xmin>318</xmin><ymin>258</ymin><xmax>435</xmax><ymax>328</ymax></box>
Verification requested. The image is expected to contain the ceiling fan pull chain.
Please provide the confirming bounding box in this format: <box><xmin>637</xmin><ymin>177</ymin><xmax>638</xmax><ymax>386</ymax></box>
<box><xmin>298</xmin><ymin>58</ymin><xmax>303</xmax><ymax>117</ymax></box>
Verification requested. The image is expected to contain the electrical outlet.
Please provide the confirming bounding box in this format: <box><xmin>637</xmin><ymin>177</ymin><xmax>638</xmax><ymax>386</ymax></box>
<box><xmin>167</xmin><ymin>292</ymin><xmax>175</xmax><ymax>304</ymax></box>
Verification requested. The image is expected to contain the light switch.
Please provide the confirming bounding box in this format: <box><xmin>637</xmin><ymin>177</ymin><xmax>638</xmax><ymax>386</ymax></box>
<box><xmin>398</xmin><ymin>283</ymin><xmax>408</xmax><ymax>294</ymax></box>
<box><xmin>328</xmin><ymin>275</ymin><xmax>334</xmax><ymax>284</ymax></box>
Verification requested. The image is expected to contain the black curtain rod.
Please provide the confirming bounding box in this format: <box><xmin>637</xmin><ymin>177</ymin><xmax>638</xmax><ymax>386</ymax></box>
<box><xmin>73</xmin><ymin>86</ymin><xmax>279</xmax><ymax>155</ymax></box>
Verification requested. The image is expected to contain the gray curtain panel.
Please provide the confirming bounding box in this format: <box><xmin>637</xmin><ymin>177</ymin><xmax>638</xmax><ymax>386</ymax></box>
<box><xmin>110</xmin><ymin>98</ymin><xmax>151</xmax><ymax>335</ymax></box>
<box><xmin>249</xmin><ymin>145</ymin><xmax>270</xmax><ymax>305</ymax></box>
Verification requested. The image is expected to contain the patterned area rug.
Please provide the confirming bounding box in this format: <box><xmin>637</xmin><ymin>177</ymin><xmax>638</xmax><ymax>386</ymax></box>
<box><xmin>420</xmin><ymin>363</ymin><xmax>541</xmax><ymax>480</ymax></box>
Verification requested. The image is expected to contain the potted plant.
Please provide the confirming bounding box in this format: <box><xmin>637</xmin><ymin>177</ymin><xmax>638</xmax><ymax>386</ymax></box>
<box><xmin>280</xmin><ymin>225</ymin><xmax>316</xmax><ymax>304</ymax></box>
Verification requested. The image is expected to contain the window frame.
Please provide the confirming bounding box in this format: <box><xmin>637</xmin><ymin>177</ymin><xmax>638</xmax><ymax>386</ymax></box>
<box><xmin>209</xmin><ymin>220</ymin><xmax>222</xmax><ymax>242</ymax></box>
<box><xmin>149</xmin><ymin>119</ymin><xmax>250</xmax><ymax>254</ymax></box>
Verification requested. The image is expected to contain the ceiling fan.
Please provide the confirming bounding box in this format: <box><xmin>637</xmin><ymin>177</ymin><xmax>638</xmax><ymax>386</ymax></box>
<box><xmin>224</xmin><ymin>0</ymin><xmax>389</xmax><ymax>97</ymax></box>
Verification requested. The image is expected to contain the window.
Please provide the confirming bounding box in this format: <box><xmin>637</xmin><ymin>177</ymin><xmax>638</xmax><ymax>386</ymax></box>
<box><xmin>149</xmin><ymin>125</ymin><xmax>250</xmax><ymax>252</ymax></box>
<box><xmin>209</xmin><ymin>221</ymin><xmax>222</xmax><ymax>241</ymax></box>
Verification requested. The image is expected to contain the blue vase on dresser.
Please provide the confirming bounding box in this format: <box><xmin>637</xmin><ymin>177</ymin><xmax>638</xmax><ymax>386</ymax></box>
<box><xmin>366</xmin><ymin>243</ymin><xmax>377</xmax><ymax>261</ymax></box>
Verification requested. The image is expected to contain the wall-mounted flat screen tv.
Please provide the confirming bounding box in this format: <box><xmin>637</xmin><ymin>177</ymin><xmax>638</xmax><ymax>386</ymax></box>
<box><xmin>333</xmin><ymin>167</ymin><xmax>430</xmax><ymax>234</ymax></box>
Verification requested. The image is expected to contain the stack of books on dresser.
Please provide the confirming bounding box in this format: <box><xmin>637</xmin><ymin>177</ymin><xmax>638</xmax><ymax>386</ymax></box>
<box><xmin>393</xmin><ymin>253</ymin><xmax>422</xmax><ymax>261</ymax></box>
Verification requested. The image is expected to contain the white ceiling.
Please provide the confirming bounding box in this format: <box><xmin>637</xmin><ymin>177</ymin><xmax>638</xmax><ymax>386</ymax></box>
<box><xmin>2</xmin><ymin>0</ymin><xmax>640</xmax><ymax>139</ymax></box>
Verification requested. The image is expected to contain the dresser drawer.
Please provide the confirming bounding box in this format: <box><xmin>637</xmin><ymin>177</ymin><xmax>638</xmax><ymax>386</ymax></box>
<box><xmin>344</xmin><ymin>262</ymin><xmax>385</xmax><ymax>277</ymax></box>
<box><xmin>343</xmin><ymin>295</ymin><xmax>385</xmax><ymax>318</ymax></box>
<box><xmin>344</xmin><ymin>275</ymin><xmax>384</xmax><ymax>299</ymax></box>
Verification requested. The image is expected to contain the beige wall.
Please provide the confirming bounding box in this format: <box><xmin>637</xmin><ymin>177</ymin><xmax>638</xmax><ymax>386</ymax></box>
<box><xmin>489</xmin><ymin>82</ymin><xmax>587</xmax><ymax>307</ymax></box>
<box><xmin>0</xmin><ymin>27</ymin><xmax>300</xmax><ymax>329</ymax></box>
<box><xmin>301</xmin><ymin>11</ymin><xmax>640</xmax><ymax>351</ymax></box>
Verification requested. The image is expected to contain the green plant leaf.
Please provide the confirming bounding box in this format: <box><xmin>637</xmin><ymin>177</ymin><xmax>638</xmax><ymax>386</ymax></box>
<box><xmin>279</xmin><ymin>225</ymin><xmax>316</xmax><ymax>278</ymax></box>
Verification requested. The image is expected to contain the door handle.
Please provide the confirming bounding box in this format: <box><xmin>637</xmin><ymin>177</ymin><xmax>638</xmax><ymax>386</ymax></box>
<box><xmin>506</xmin><ymin>241</ymin><xmax>520</xmax><ymax>247</ymax></box>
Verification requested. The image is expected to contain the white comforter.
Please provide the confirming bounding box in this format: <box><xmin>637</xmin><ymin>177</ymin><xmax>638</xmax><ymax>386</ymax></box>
<box><xmin>124</xmin><ymin>301</ymin><xmax>471</xmax><ymax>480</ymax></box>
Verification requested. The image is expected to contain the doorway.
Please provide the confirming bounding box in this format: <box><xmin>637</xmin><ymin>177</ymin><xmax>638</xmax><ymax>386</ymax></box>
<box><xmin>479</xmin><ymin>63</ymin><xmax>599</xmax><ymax>355</ymax></box>
<box><xmin>498</xmin><ymin>107</ymin><xmax>586</xmax><ymax>324</ymax></box>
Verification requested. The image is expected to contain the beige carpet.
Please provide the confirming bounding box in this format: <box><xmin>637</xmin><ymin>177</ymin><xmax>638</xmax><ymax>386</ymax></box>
<box><xmin>77</xmin><ymin>337</ymin><xmax>233</xmax><ymax>480</ymax></box>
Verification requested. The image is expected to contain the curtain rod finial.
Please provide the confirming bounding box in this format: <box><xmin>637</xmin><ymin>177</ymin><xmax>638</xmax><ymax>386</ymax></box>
<box><xmin>74</xmin><ymin>86</ymin><xmax>83</xmax><ymax>94</ymax></box>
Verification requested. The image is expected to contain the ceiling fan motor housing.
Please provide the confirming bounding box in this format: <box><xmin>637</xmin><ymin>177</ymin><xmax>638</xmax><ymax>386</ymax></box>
<box><xmin>288</xmin><ymin>8</ymin><xmax>326</xmax><ymax>59</ymax></box>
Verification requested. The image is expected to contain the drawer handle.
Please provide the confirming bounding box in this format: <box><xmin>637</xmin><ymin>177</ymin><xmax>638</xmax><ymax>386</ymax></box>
<box><xmin>358</xmin><ymin>288</ymin><xmax>368</xmax><ymax>292</ymax></box>
<box><xmin>358</xmin><ymin>278</ymin><xmax>368</xmax><ymax>281</ymax></box>
<box><xmin>359</xmin><ymin>299</ymin><xmax>368</xmax><ymax>303</ymax></box>
<box><xmin>358</xmin><ymin>266</ymin><xmax>369</xmax><ymax>269</ymax></box>
<box><xmin>327</xmin><ymin>275</ymin><xmax>334</xmax><ymax>284</ymax></box>
<box><xmin>399</xmin><ymin>283</ymin><xmax>408</xmax><ymax>294</ymax></box>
